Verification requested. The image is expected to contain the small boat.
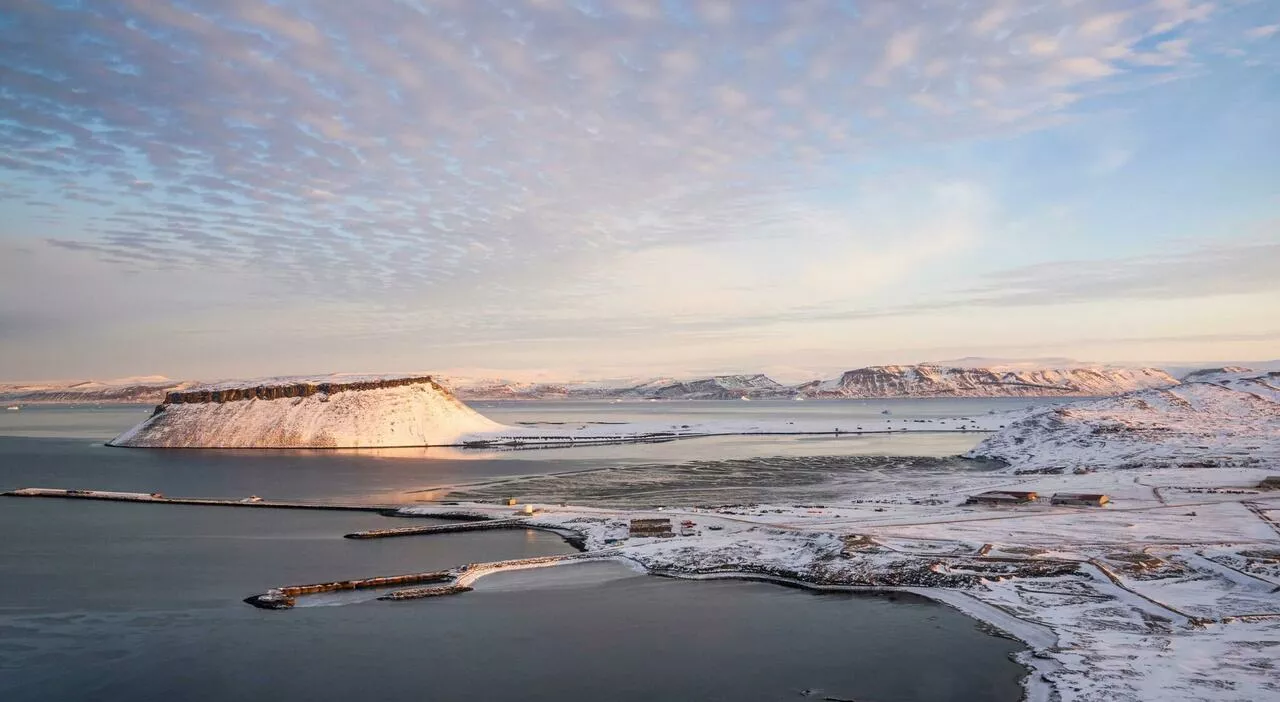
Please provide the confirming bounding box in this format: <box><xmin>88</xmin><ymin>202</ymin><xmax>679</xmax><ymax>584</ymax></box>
<box><xmin>5</xmin><ymin>406</ymin><xmax>18</xmax><ymax>411</ymax></box>
<box><xmin>793</xmin><ymin>395</ymin><xmax>805</xmax><ymax>401</ymax></box>
<box><xmin>740</xmin><ymin>396</ymin><xmax>751</xmax><ymax>402</ymax></box>
<box><xmin>881</xmin><ymin>409</ymin><xmax>891</xmax><ymax>415</ymax></box>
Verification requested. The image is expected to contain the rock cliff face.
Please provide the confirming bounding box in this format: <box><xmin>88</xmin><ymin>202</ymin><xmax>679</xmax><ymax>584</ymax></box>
<box><xmin>161</xmin><ymin>375</ymin><xmax>435</xmax><ymax>405</ymax></box>
<box><xmin>108</xmin><ymin>375</ymin><xmax>503</xmax><ymax>448</ymax></box>
<box><xmin>804</xmin><ymin>365</ymin><xmax>1177</xmax><ymax>398</ymax></box>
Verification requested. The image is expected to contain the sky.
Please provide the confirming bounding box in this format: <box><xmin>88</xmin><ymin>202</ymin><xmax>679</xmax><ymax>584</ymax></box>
<box><xmin>1</xmin><ymin>0</ymin><xmax>1278</xmax><ymax>383</ymax></box>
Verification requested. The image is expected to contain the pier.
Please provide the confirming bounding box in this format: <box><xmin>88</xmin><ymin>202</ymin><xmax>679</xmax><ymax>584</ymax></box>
<box><xmin>378</xmin><ymin>584</ymin><xmax>473</xmax><ymax>600</ymax></box>
<box><xmin>247</xmin><ymin>552</ymin><xmax>622</xmax><ymax>609</ymax></box>
<box><xmin>3</xmin><ymin>487</ymin><xmax>394</xmax><ymax>512</ymax></box>
<box><xmin>5</xmin><ymin>485</ymin><xmax>615</xmax><ymax>610</ymax></box>
<box><xmin>344</xmin><ymin>517</ymin><xmax>528</xmax><ymax>539</ymax></box>
<box><xmin>245</xmin><ymin>569</ymin><xmax>456</xmax><ymax>609</ymax></box>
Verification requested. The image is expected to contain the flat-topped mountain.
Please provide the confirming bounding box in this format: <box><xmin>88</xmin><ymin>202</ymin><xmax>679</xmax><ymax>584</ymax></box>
<box><xmin>108</xmin><ymin>374</ymin><xmax>501</xmax><ymax>449</ymax></box>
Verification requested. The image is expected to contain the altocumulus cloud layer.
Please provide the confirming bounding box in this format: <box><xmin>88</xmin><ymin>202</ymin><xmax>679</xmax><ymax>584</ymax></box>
<box><xmin>1</xmin><ymin>0</ymin><xmax>1277</xmax><ymax>379</ymax></box>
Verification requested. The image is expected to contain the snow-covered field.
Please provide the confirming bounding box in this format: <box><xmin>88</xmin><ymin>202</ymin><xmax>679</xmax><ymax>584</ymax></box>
<box><xmin>398</xmin><ymin>370</ymin><xmax>1280</xmax><ymax>701</ymax></box>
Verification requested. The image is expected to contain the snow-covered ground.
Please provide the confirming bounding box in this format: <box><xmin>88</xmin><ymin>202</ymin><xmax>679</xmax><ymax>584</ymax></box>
<box><xmin>397</xmin><ymin>370</ymin><xmax>1280</xmax><ymax>701</ymax></box>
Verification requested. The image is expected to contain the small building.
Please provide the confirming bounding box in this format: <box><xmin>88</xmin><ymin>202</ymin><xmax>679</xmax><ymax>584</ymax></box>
<box><xmin>505</xmin><ymin>497</ymin><xmax>519</xmax><ymax>506</ymax></box>
<box><xmin>629</xmin><ymin>517</ymin><xmax>674</xmax><ymax>538</ymax></box>
<box><xmin>1258</xmin><ymin>476</ymin><xmax>1280</xmax><ymax>490</ymax></box>
<box><xmin>1051</xmin><ymin>492</ymin><xmax>1110</xmax><ymax>507</ymax></box>
<box><xmin>965</xmin><ymin>490</ymin><xmax>1038</xmax><ymax>506</ymax></box>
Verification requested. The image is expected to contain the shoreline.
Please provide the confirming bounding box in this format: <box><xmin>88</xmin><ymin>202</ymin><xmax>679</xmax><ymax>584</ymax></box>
<box><xmin>17</xmin><ymin>482</ymin><xmax>1280</xmax><ymax>701</ymax></box>
<box><xmin>449</xmin><ymin>551</ymin><xmax>1056</xmax><ymax>702</ymax></box>
<box><xmin>98</xmin><ymin>426</ymin><xmax>996</xmax><ymax>451</ymax></box>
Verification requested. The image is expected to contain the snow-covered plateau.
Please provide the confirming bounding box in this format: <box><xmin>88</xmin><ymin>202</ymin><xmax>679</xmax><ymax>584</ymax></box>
<box><xmin>393</xmin><ymin>370</ymin><xmax>1280</xmax><ymax>702</ymax></box>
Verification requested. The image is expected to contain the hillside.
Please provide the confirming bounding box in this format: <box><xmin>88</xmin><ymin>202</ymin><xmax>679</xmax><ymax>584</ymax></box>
<box><xmin>967</xmin><ymin>369</ymin><xmax>1280</xmax><ymax>472</ymax></box>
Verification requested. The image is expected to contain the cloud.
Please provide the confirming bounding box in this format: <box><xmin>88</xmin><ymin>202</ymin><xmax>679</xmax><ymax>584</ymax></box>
<box><xmin>1245</xmin><ymin>24</ymin><xmax>1279</xmax><ymax>39</ymax></box>
<box><xmin>0</xmin><ymin>0</ymin><xmax>1272</xmax><ymax>377</ymax></box>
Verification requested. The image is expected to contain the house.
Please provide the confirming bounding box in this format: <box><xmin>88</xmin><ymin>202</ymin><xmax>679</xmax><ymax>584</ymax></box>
<box><xmin>629</xmin><ymin>517</ymin><xmax>674</xmax><ymax>538</ymax></box>
<box><xmin>1051</xmin><ymin>493</ymin><xmax>1110</xmax><ymax>507</ymax></box>
<box><xmin>965</xmin><ymin>490</ymin><xmax>1039</xmax><ymax>506</ymax></box>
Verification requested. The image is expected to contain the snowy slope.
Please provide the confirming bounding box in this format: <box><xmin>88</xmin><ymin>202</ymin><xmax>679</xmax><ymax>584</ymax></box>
<box><xmin>109</xmin><ymin>375</ymin><xmax>502</xmax><ymax>448</ymax></box>
<box><xmin>806</xmin><ymin>364</ymin><xmax>1177</xmax><ymax>398</ymax></box>
<box><xmin>967</xmin><ymin>370</ymin><xmax>1280</xmax><ymax>471</ymax></box>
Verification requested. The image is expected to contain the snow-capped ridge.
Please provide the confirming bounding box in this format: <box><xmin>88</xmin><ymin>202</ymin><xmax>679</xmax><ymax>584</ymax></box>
<box><xmin>805</xmin><ymin>364</ymin><xmax>1177</xmax><ymax>398</ymax></box>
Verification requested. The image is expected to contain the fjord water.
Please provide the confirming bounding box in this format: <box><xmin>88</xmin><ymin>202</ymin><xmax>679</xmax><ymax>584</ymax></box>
<box><xmin>0</xmin><ymin>403</ymin><xmax>1033</xmax><ymax>701</ymax></box>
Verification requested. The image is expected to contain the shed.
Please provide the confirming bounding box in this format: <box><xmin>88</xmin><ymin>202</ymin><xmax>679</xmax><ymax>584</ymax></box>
<box><xmin>1050</xmin><ymin>492</ymin><xmax>1110</xmax><ymax>507</ymax></box>
<box><xmin>629</xmin><ymin>517</ymin><xmax>674</xmax><ymax>538</ymax></box>
<box><xmin>965</xmin><ymin>490</ymin><xmax>1038</xmax><ymax>506</ymax></box>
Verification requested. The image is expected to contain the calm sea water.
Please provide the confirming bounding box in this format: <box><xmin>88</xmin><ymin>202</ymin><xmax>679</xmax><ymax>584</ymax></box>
<box><xmin>0</xmin><ymin>402</ymin><xmax>1038</xmax><ymax>701</ymax></box>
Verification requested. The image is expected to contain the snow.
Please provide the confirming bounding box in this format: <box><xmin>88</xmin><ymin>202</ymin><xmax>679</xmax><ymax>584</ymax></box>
<box><xmin>458</xmin><ymin>412</ymin><xmax>1007</xmax><ymax>447</ymax></box>
<box><xmin>812</xmin><ymin>364</ymin><xmax>1178</xmax><ymax>398</ymax></box>
<box><xmin>94</xmin><ymin>365</ymin><xmax>1280</xmax><ymax>698</ymax></box>
<box><xmin>387</xmin><ymin>374</ymin><xmax>1280</xmax><ymax>701</ymax></box>
<box><xmin>968</xmin><ymin>370</ymin><xmax>1280</xmax><ymax>473</ymax></box>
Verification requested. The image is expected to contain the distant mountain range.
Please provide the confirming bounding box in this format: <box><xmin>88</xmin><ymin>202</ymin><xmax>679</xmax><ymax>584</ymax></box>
<box><xmin>0</xmin><ymin>377</ymin><xmax>197</xmax><ymax>405</ymax></box>
<box><xmin>1</xmin><ymin>364</ymin><xmax>1194</xmax><ymax>404</ymax></box>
